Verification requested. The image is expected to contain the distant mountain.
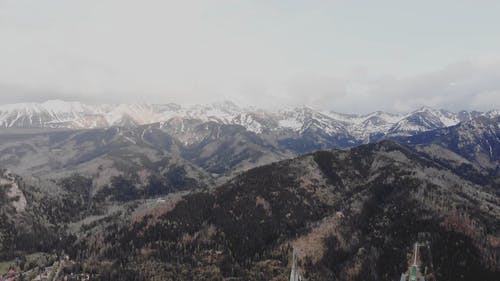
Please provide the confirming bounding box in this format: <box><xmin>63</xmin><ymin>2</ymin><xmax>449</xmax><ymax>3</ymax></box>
<box><xmin>0</xmin><ymin>100</ymin><xmax>183</xmax><ymax>129</ymax></box>
<box><xmin>396</xmin><ymin>115</ymin><xmax>500</xmax><ymax>188</ymax></box>
<box><xmin>0</xmin><ymin>121</ymin><xmax>291</xmax><ymax>188</ymax></box>
<box><xmin>401</xmin><ymin>115</ymin><xmax>499</xmax><ymax>169</ymax></box>
<box><xmin>0</xmin><ymin>100</ymin><xmax>497</xmax><ymax>146</ymax></box>
<box><xmin>386</xmin><ymin>107</ymin><xmax>460</xmax><ymax>137</ymax></box>
<box><xmin>0</xmin><ymin>101</ymin><xmax>497</xmax><ymax>192</ymax></box>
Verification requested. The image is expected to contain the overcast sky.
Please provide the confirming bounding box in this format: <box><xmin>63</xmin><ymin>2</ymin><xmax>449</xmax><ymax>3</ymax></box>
<box><xmin>1</xmin><ymin>0</ymin><xmax>500</xmax><ymax>113</ymax></box>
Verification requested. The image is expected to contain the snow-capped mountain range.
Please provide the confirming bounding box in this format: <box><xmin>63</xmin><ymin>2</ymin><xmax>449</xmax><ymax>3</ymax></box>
<box><xmin>0</xmin><ymin>100</ymin><xmax>497</xmax><ymax>142</ymax></box>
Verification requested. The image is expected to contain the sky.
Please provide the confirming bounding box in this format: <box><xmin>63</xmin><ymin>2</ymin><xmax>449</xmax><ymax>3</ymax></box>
<box><xmin>1</xmin><ymin>0</ymin><xmax>500</xmax><ymax>113</ymax></box>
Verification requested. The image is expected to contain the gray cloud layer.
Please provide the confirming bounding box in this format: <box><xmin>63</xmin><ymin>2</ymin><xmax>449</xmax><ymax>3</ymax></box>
<box><xmin>1</xmin><ymin>1</ymin><xmax>499</xmax><ymax>113</ymax></box>
<box><xmin>1</xmin><ymin>59</ymin><xmax>499</xmax><ymax>114</ymax></box>
<box><xmin>230</xmin><ymin>59</ymin><xmax>500</xmax><ymax>113</ymax></box>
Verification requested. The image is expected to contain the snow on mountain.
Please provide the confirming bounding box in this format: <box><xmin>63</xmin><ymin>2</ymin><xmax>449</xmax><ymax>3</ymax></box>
<box><xmin>401</xmin><ymin>115</ymin><xmax>500</xmax><ymax>170</ymax></box>
<box><xmin>0</xmin><ymin>100</ymin><xmax>495</xmax><ymax>143</ymax></box>
<box><xmin>386</xmin><ymin>107</ymin><xmax>461</xmax><ymax>137</ymax></box>
<box><xmin>184</xmin><ymin>101</ymin><xmax>241</xmax><ymax>124</ymax></box>
<box><xmin>345</xmin><ymin>111</ymin><xmax>403</xmax><ymax>141</ymax></box>
<box><xmin>0</xmin><ymin>100</ymin><xmax>184</xmax><ymax>129</ymax></box>
<box><xmin>232</xmin><ymin>113</ymin><xmax>264</xmax><ymax>134</ymax></box>
<box><xmin>276</xmin><ymin>106</ymin><xmax>351</xmax><ymax>135</ymax></box>
<box><xmin>0</xmin><ymin>100</ymin><xmax>97</xmax><ymax>128</ymax></box>
<box><xmin>484</xmin><ymin>109</ymin><xmax>500</xmax><ymax>118</ymax></box>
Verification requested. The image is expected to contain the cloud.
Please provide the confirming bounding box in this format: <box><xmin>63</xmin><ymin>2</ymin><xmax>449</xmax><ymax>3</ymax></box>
<box><xmin>366</xmin><ymin>60</ymin><xmax>500</xmax><ymax>112</ymax></box>
<box><xmin>0</xmin><ymin>1</ymin><xmax>499</xmax><ymax>113</ymax></box>
<box><xmin>1</xmin><ymin>59</ymin><xmax>499</xmax><ymax>114</ymax></box>
<box><xmin>229</xmin><ymin>59</ymin><xmax>500</xmax><ymax>113</ymax></box>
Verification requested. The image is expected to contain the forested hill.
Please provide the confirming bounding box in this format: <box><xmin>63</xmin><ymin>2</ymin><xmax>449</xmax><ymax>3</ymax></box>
<box><xmin>70</xmin><ymin>140</ymin><xmax>499</xmax><ymax>281</ymax></box>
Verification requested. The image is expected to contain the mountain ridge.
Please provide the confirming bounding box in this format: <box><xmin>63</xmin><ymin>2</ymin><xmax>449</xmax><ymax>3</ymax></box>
<box><xmin>0</xmin><ymin>106</ymin><xmax>498</xmax><ymax>280</ymax></box>
<box><xmin>64</xmin><ymin>139</ymin><xmax>499</xmax><ymax>280</ymax></box>
<box><xmin>1</xmin><ymin>100</ymin><xmax>497</xmax><ymax>143</ymax></box>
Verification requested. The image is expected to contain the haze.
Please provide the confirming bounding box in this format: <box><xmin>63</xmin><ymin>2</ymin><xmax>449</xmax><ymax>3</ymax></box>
<box><xmin>1</xmin><ymin>0</ymin><xmax>500</xmax><ymax>113</ymax></box>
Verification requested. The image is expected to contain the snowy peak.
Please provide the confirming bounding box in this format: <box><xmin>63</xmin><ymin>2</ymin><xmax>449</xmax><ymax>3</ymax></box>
<box><xmin>0</xmin><ymin>100</ymin><xmax>95</xmax><ymax>128</ymax></box>
<box><xmin>412</xmin><ymin>106</ymin><xmax>459</xmax><ymax>126</ymax></box>
<box><xmin>185</xmin><ymin>101</ymin><xmax>242</xmax><ymax>124</ymax></box>
<box><xmin>0</xmin><ymin>100</ymin><xmax>496</xmax><ymax>145</ymax></box>
<box><xmin>231</xmin><ymin>111</ymin><xmax>277</xmax><ymax>134</ymax></box>
<box><xmin>402</xmin><ymin>115</ymin><xmax>500</xmax><ymax>169</ymax></box>
<box><xmin>274</xmin><ymin>106</ymin><xmax>349</xmax><ymax>136</ymax></box>
<box><xmin>0</xmin><ymin>101</ymin><xmax>184</xmax><ymax>129</ymax></box>
<box><xmin>386</xmin><ymin>107</ymin><xmax>461</xmax><ymax>137</ymax></box>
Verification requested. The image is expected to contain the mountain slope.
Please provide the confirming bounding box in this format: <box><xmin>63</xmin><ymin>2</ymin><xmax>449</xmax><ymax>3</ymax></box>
<box><xmin>401</xmin><ymin>116</ymin><xmax>499</xmax><ymax>169</ymax></box>
<box><xmin>0</xmin><ymin>121</ymin><xmax>292</xmax><ymax>190</ymax></box>
<box><xmin>395</xmin><ymin>115</ymin><xmax>500</xmax><ymax>189</ymax></box>
<box><xmin>0</xmin><ymin>127</ymin><xmax>214</xmax><ymax>195</ymax></box>
<box><xmin>71</xmin><ymin>140</ymin><xmax>499</xmax><ymax>281</ymax></box>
